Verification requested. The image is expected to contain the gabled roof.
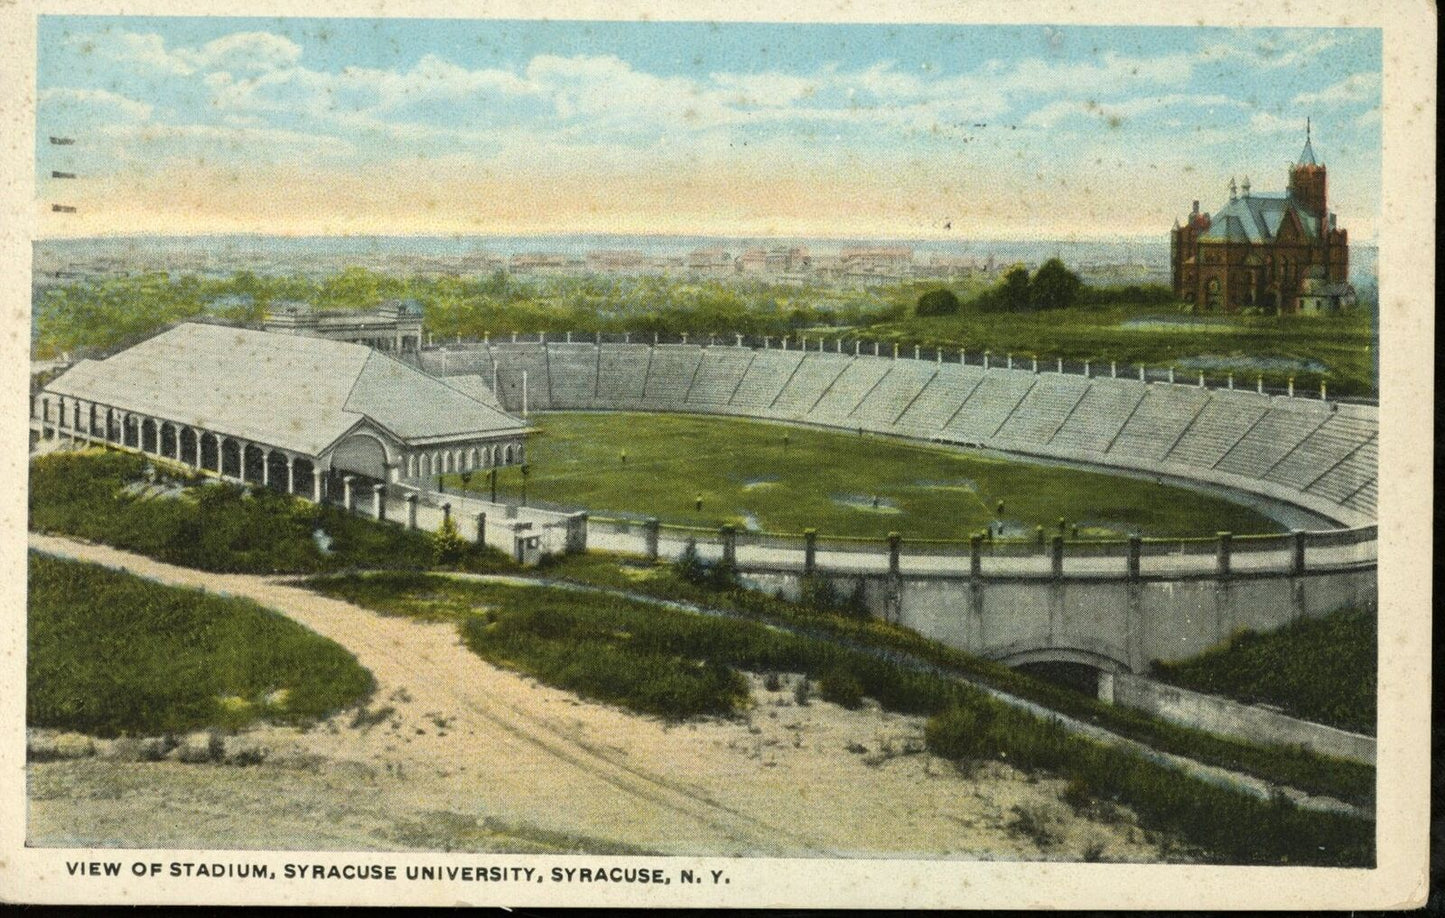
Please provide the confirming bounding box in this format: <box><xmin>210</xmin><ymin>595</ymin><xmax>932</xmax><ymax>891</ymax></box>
<box><xmin>1198</xmin><ymin>192</ymin><xmax>1320</xmax><ymax>244</ymax></box>
<box><xmin>43</xmin><ymin>323</ymin><xmax>526</xmax><ymax>457</ymax></box>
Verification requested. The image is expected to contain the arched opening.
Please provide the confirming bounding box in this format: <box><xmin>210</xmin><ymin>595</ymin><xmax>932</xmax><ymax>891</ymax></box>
<box><xmin>293</xmin><ymin>457</ymin><xmax>317</xmax><ymax>499</ymax></box>
<box><xmin>179</xmin><ymin>428</ymin><xmax>198</xmax><ymax>466</ymax></box>
<box><xmin>995</xmin><ymin>647</ymin><xmax>1130</xmax><ymax>703</ymax></box>
<box><xmin>159</xmin><ymin>422</ymin><xmax>177</xmax><ymax>459</ymax></box>
<box><xmin>243</xmin><ymin>444</ymin><xmax>267</xmax><ymax>484</ymax></box>
<box><xmin>200</xmin><ymin>433</ymin><xmax>219</xmax><ymax>472</ymax></box>
<box><xmin>264</xmin><ymin>451</ymin><xmax>291</xmax><ymax>492</ymax></box>
<box><xmin>220</xmin><ymin>439</ymin><xmax>242</xmax><ymax>478</ymax></box>
<box><xmin>140</xmin><ymin>418</ymin><xmax>158</xmax><ymax>453</ymax></box>
<box><xmin>331</xmin><ymin>433</ymin><xmax>390</xmax><ymax>481</ymax></box>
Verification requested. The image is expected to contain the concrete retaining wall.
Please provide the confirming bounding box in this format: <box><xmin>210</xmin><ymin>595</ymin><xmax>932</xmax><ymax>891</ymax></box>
<box><xmin>736</xmin><ymin>565</ymin><xmax>1377</xmax><ymax>673</ymax></box>
<box><xmin>1111</xmin><ymin>672</ymin><xmax>1376</xmax><ymax>765</ymax></box>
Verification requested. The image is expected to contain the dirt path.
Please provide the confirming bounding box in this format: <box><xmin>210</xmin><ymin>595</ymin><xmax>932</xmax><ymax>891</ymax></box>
<box><xmin>27</xmin><ymin>533</ymin><xmax>1174</xmax><ymax>860</ymax></box>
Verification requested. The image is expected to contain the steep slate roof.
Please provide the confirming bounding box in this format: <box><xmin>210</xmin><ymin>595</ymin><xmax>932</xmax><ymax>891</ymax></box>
<box><xmin>1298</xmin><ymin>136</ymin><xmax>1318</xmax><ymax>166</ymax></box>
<box><xmin>44</xmin><ymin>323</ymin><xmax>524</xmax><ymax>457</ymax></box>
<box><xmin>1199</xmin><ymin>192</ymin><xmax>1320</xmax><ymax>244</ymax></box>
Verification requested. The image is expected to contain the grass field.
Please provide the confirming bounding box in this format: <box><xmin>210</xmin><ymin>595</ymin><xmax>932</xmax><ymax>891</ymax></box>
<box><xmin>453</xmin><ymin>412</ymin><xmax>1282</xmax><ymax>539</ymax></box>
<box><xmin>857</xmin><ymin>303</ymin><xmax>1377</xmax><ymax>397</ymax></box>
<box><xmin>28</xmin><ymin>553</ymin><xmax>373</xmax><ymax>736</ymax></box>
<box><xmin>30</xmin><ymin>449</ymin><xmax>509</xmax><ymax>574</ymax></box>
<box><xmin>306</xmin><ymin>569</ymin><xmax>1371</xmax><ymax>866</ymax></box>
<box><xmin>1151</xmin><ymin>605</ymin><xmax>1376</xmax><ymax>735</ymax></box>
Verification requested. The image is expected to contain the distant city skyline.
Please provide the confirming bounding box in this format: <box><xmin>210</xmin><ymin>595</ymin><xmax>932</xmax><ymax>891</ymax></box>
<box><xmin>36</xmin><ymin>19</ymin><xmax>1382</xmax><ymax>241</ymax></box>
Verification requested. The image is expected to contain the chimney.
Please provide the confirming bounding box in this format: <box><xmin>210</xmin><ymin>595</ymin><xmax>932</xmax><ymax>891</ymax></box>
<box><xmin>1192</xmin><ymin>200</ymin><xmax>1200</xmax><ymax>216</ymax></box>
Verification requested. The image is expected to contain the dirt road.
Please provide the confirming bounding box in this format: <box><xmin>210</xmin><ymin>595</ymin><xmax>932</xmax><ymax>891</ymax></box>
<box><xmin>26</xmin><ymin>533</ymin><xmax>1172</xmax><ymax>860</ymax></box>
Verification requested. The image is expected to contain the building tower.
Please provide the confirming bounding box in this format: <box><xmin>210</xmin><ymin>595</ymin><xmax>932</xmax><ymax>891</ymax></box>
<box><xmin>1288</xmin><ymin>117</ymin><xmax>1328</xmax><ymax>218</ymax></box>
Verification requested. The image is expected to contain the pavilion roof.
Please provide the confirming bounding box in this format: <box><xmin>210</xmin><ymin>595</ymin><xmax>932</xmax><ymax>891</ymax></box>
<box><xmin>44</xmin><ymin>323</ymin><xmax>525</xmax><ymax>457</ymax></box>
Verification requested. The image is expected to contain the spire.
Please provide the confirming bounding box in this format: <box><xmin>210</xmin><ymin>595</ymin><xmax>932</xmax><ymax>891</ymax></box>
<box><xmin>1241</xmin><ymin>175</ymin><xmax>1250</xmax><ymax>197</ymax></box>
<box><xmin>1229</xmin><ymin>176</ymin><xmax>1237</xmax><ymax>201</ymax></box>
<box><xmin>1297</xmin><ymin>118</ymin><xmax>1318</xmax><ymax>166</ymax></box>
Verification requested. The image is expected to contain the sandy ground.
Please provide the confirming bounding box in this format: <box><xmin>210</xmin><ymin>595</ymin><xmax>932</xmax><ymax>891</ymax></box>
<box><xmin>27</xmin><ymin>533</ymin><xmax>1188</xmax><ymax>862</ymax></box>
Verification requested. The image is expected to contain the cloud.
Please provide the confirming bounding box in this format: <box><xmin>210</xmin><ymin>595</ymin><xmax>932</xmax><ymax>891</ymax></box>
<box><xmin>38</xmin><ymin>87</ymin><xmax>153</xmax><ymax>122</ymax></box>
<box><xmin>1293</xmin><ymin>72</ymin><xmax>1380</xmax><ymax>107</ymax></box>
<box><xmin>1022</xmin><ymin>93</ymin><xmax>1244</xmax><ymax>129</ymax></box>
<box><xmin>180</xmin><ymin>31</ymin><xmax>303</xmax><ymax>74</ymax></box>
<box><xmin>1197</xmin><ymin>32</ymin><xmax>1343</xmax><ymax>70</ymax></box>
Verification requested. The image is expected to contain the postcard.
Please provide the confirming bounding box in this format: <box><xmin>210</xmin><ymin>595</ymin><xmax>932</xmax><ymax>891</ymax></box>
<box><xmin>0</xmin><ymin>0</ymin><xmax>1434</xmax><ymax>909</ymax></box>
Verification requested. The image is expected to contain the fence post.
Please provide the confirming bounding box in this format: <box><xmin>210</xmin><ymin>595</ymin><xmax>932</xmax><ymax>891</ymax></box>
<box><xmin>1050</xmin><ymin>535</ymin><xmax>1064</xmax><ymax>578</ymax></box>
<box><xmin>1287</xmin><ymin>376</ymin><xmax>1295</xmax><ymax>397</ymax></box>
<box><xmin>644</xmin><ymin>518</ymin><xmax>660</xmax><ymax>562</ymax></box>
<box><xmin>1291</xmin><ymin>529</ymin><xmax>1306</xmax><ymax>575</ymax></box>
<box><xmin>1127</xmin><ymin>534</ymin><xmax>1141</xmax><ymax>580</ymax></box>
<box><xmin>442</xmin><ymin>502</ymin><xmax>452</xmax><ymax>526</ymax></box>
<box><xmin>1110</xmin><ymin>360</ymin><xmax>1117</xmax><ymax>378</ymax></box>
<box><xmin>720</xmin><ymin>524</ymin><xmax>737</xmax><ymax>567</ymax></box>
<box><xmin>568</xmin><ymin>512</ymin><xmax>588</xmax><ymax>554</ymax></box>
<box><xmin>372</xmin><ymin>484</ymin><xmax>385</xmax><ymax>522</ymax></box>
<box><xmin>803</xmin><ymin>528</ymin><xmax>817</xmax><ymax>574</ymax></box>
<box><xmin>1216</xmin><ymin>531</ymin><xmax>1232</xmax><ymax>577</ymax></box>
<box><xmin>406</xmin><ymin>493</ymin><xmax>418</xmax><ymax>530</ymax></box>
<box><xmin>1168</xmin><ymin>366</ymin><xmax>1175</xmax><ymax>384</ymax></box>
<box><xmin>983</xmin><ymin>350</ymin><xmax>991</xmax><ymax>370</ymax></box>
<box><xmin>969</xmin><ymin>532</ymin><xmax>982</xmax><ymax>577</ymax></box>
<box><xmin>476</xmin><ymin>512</ymin><xmax>487</xmax><ymax>545</ymax></box>
<box><xmin>888</xmin><ymin>532</ymin><xmax>901</xmax><ymax>575</ymax></box>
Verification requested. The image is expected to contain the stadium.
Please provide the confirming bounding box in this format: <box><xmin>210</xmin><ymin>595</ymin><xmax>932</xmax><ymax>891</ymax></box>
<box><xmin>33</xmin><ymin>324</ymin><xmax>1377</xmax><ymax>700</ymax></box>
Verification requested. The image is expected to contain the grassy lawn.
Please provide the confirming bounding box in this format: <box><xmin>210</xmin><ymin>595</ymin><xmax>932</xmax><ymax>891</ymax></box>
<box><xmin>305</xmin><ymin>568</ymin><xmax>1370</xmax><ymax>866</ymax></box>
<box><xmin>856</xmin><ymin>303</ymin><xmax>1376</xmax><ymax>397</ymax></box>
<box><xmin>30</xmin><ymin>449</ymin><xmax>509</xmax><ymax>574</ymax></box>
<box><xmin>28</xmin><ymin>553</ymin><xmax>373</xmax><ymax>736</ymax></box>
<box><xmin>1151</xmin><ymin>605</ymin><xmax>1376</xmax><ymax>735</ymax></box>
<box><xmin>453</xmin><ymin>412</ymin><xmax>1281</xmax><ymax>539</ymax></box>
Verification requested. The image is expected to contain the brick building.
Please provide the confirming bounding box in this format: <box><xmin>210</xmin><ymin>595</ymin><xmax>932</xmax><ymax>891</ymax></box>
<box><xmin>1171</xmin><ymin>123</ymin><xmax>1351</xmax><ymax>313</ymax></box>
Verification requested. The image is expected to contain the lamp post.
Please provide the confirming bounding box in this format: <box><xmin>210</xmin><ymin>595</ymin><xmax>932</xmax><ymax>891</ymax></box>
<box><xmin>520</xmin><ymin>463</ymin><xmax>530</xmax><ymax>507</ymax></box>
<box><xmin>489</xmin><ymin>467</ymin><xmax>498</xmax><ymax>503</ymax></box>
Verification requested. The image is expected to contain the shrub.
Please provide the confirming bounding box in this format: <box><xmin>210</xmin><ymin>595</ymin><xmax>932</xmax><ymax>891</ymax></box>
<box><xmin>915</xmin><ymin>288</ymin><xmax>960</xmax><ymax>317</ymax></box>
<box><xmin>819</xmin><ymin>668</ymin><xmax>865</xmax><ymax>709</ymax></box>
<box><xmin>431</xmin><ymin>515</ymin><xmax>468</xmax><ymax>567</ymax></box>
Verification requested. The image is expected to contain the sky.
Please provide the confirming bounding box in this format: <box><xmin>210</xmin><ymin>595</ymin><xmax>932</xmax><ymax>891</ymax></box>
<box><xmin>34</xmin><ymin>18</ymin><xmax>1382</xmax><ymax>241</ymax></box>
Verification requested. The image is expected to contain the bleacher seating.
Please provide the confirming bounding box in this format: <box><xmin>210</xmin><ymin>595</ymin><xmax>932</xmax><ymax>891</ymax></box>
<box><xmin>850</xmin><ymin>361</ymin><xmax>939</xmax><ymax>433</ymax></box>
<box><xmin>596</xmin><ymin>345</ymin><xmax>650</xmax><ymax>405</ymax></box>
<box><xmin>489</xmin><ymin>343</ymin><xmax>551</xmax><ymax>411</ymax></box>
<box><xmin>943</xmin><ymin>371</ymin><xmax>1036</xmax><ymax>442</ymax></box>
<box><xmin>893</xmin><ymin>364</ymin><xmax>985</xmax><ymax>436</ymax></box>
<box><xmin>686</xmin><ymin>347</ymin><xmax>756</xmax><ymax>408</ymax></box>
<box><xmin>1049</xmin><ymin>379</ymin><xmax>1146</xmax><ymax>454</ymax></box>
<box><xmin>993</xmin><ymin>374</ymin><xmax>1090</xmax><ymax>447</ymax></box>
<box><xmin>1266</xmin><ymin>410</ymin><xmax>1377</xmax><ymax>490</ymax></box>
<box><xmin>1304</xmin><ymin>437</ymin><xmax>1376</xmax><ymax>511</ymax></box>
<box><xmin>1214</xmin><ymin>401</ymin><xmax>1328</xmax><ymax>478</ymax></box>
<box><xmin>641</xmin><ymin>345</ymin><xmax>702</xmax><ymax>409</ymax></box>
<box><xmin>546</xmin><ymin>344</ymin><xmax>599</xmax><ymax>409</ymax></box>
<box><xmin>1106</xmin><ymin>386</ymin><xmax>1210</xmax><ymax>461</ymax></box>
<box><xmin>805</xmin><ymin>357</ymin><xmax>892</xmax><ymax>426</ymax></box>
<box><xmin>770</xmin><ymin>353</ymin><xmax>853</xmax><ymax>417</ymax></box>
<box><xmin>728</xmin><ymin>350</ymin><xmax>805</xmax><ymax>414</ymax></box>
<box><xmin>1163</xmin><ymin>394</ymin><xmax>1270</xmax><ymax>470</ymax></box>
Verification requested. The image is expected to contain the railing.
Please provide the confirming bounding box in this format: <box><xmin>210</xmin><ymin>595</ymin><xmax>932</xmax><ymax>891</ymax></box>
<box><xmin>579</xmin><ymin>512</ymin><xmax>1377</xmax><ymax>580</ymax></box>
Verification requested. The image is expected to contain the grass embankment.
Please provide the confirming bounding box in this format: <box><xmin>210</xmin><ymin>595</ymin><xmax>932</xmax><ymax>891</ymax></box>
<box><xmin>1152</xmin><ymin>605</ymin><xmax>1376</xmax><ymax>735</ymax></box>
<box><xmin>454</xmin><ymin>412</ymin><xmax>1281</xmax><ymax>539</ymax></box>
<box><xmin>858</xmin><ymin>303</ymin><xmax>1376</xmax><ymax>398</ymax></box>
<box><xmin>306</xmin><ymin>569</ymin><xmax>1369</xmax><ymax>866</ymax></box>
<box><xmin>29</xmin><ymin>450</ymin><xmax>509</xmax><ymax>574</ymax></box>
<box><xmin>538</xmin><ymin>553</ymin><xmax>1374</xmax><ymax>807</ymax></box>
<box><xmin>28</xmin><ymin>553</ymin><xmax>373</xmax><ymax>736</ymax></box>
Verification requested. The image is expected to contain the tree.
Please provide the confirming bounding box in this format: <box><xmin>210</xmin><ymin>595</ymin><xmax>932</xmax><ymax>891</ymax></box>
<box><xmin>915</xmin><ymin>288</ymin><xmax>961</xmax><ymax>317</ymax></box>
<box><xmin>1000</xmin><ymin>265</ymin><xmax>1032</xmax><ymax>312</ymax></box>
<box><xmin>1029</xmin><ymin>258</ymin><xmax>1083</xmax><ymax>311</ymax></box>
